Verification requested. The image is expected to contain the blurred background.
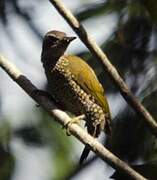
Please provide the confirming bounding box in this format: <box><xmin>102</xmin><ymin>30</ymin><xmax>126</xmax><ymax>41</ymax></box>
<box><xmin>0</xmin><ymin>0</ymin><xmax>157</xmax><ymax>179</ymax></box>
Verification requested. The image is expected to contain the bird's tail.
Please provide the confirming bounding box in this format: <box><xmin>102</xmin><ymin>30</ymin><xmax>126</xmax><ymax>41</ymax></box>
<box><xmin>79</xmin><ymin>145</ymin><xmax>90</xmax><ymax>164</ymax></box>
<box><xmin>79</xmin><ymin>118</ymin><xmax>111</xmax><ymax>164</ymax></box>
<box><xmin>79</xmin><ymin>125</ymin><xmax>100</xmax><ymax>164</ymax></box>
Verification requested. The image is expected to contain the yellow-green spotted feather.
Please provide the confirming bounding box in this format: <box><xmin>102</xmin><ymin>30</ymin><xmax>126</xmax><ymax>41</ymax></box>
<box><xmin>63</xmin><ymin>55</ymin><xmax>111</xmax><ymax>120</ymax></box>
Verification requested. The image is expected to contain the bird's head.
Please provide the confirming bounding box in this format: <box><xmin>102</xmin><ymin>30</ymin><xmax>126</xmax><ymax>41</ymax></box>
<box><xmin>41</xmin><ymin>30</ymin><xmax>76</xmax><ymax>61</ymax></box>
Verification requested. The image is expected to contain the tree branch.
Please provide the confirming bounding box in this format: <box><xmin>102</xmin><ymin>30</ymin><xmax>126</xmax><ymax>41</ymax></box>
<box><xmin>49</xmin><ymin>0</ymin><xmax>157</xmax><ymax>137</ymax></box>
<box><xmin>0</xmin><ymin>55</ymin><xmax>147</xmax><ymax>180</ymax></box>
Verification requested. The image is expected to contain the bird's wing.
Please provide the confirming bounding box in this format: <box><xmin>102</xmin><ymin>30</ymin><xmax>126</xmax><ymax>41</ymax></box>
<box><xmin>63</xmin><ymin>55</ymin><xmax>111</xmax><ymax>119</ymax></box>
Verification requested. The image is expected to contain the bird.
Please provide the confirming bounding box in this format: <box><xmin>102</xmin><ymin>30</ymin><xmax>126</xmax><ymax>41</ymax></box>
<box><xmin>41</xmin><ymin>30</ymin><xmax>111</xmax><ymax>164</ymax></box>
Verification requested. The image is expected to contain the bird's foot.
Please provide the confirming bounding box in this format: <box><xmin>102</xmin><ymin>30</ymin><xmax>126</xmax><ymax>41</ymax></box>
<box><xmin>63</xmin><ymin>115</ymin><xmax>85</xmax><ymax>136</ymax></box>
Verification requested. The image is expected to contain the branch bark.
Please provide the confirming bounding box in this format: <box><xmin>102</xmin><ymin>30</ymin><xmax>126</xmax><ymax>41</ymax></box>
<box><xmin>49</xmin><ymin>0</ymin><xmax>157</xmax><ymax>137</ymax></box>
<box><xmin>0</xmin><ymin>55</ymin><xmax>147</xmax><ymax>180</ymax></box>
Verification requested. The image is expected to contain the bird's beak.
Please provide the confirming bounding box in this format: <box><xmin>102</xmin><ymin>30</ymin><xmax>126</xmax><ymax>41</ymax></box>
<box><xmin>68</xmin><ymin>36</ymin><xmax>77</xmax><ymax>41</ymax></box>
<box><xmin>64</xmin><ymin>36</ymin><xmax>76</xmax><ymax>43</ymax></box>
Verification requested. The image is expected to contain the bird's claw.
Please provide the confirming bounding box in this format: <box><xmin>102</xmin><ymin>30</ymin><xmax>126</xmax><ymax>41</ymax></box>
<box><xmin>63</xmin><ymin>115</ymin><xmax>85</xmax><ymax>136</ymax></box>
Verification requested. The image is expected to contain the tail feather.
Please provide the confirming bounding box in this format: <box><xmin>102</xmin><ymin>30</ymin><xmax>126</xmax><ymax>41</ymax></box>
<box><xmin>79</xmin><ymin>145</ymin><xmax>90</xmax><ymax>164</ymax></box>
<box><xmin>79</xmin><ymin>124</ymin><xmax>101</xmax><ymax>164</ymax></box>
<box><xmin>79</xmin><ymin>117</ymin><xmax>112</xmax><ymax>164</ymax></box>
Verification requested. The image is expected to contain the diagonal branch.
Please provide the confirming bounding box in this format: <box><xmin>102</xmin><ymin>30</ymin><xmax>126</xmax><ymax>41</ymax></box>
<box><xmin>0</xmin><ymin>55</ymin><xmax>147</xmax><ymax>180</ymax></box>
<box><xmin>49</xmin><ymin>0</ymin><xmax>157</xmax><ymax>137</ymax></box>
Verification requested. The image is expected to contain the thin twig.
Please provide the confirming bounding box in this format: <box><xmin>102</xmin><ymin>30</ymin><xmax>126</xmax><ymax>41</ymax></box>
<box><xmin>49</xmin><ymin>0</ymin><xmax>157</xmax><ymax>137</ymax></box>
<box><xmin>0</xmin><ymin>55</ymin><xmax>147</xmax><ymax>180</ymax></box>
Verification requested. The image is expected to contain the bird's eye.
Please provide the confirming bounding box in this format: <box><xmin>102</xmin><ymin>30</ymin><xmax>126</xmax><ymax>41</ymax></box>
<box><xmin>46</xmin><ymin>36</ymin><xmax>59</xmax><ymax>45</ymax></box>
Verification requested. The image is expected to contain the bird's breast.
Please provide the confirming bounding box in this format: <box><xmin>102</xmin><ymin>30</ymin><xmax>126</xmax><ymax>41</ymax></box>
<box><xmin>46</xmin><ymin>63</ymin><xmax>86</xmax><ymax>115</ymax></box>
